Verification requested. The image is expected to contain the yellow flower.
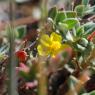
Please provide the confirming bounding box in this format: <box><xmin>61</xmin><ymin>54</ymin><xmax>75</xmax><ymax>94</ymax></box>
<box><xmin>37</xmin><ymin>32</ymin><xmax>69</xmax><ymax>57</ymax></box>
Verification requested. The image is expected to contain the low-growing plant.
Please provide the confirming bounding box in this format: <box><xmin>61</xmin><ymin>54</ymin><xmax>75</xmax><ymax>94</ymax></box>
<box><xmin>0</xmin><ymin>0</ymin><xmax>95</xmax><ymax>95</ymax></box>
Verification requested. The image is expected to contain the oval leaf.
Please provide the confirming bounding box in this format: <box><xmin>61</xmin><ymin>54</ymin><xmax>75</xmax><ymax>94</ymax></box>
<box><xmin>48</xmin><ymin>7</ymin><xmax>58</xmax><ymax>20</ymax></box>
<box><xmin>62</xmin><ymin>18</ymin><xmax>79</xmax><ymax>29</ymax></box>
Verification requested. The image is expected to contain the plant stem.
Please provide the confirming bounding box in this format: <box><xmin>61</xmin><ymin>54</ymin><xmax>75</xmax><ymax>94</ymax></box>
<box><xmin>37</xmin><ymin>0</ymin><xmax>48</xmax><ymax>95</ymax></box>
<box><xmin>37</xmin><ymin>57</ymin><xmax>47</xmax><ymax>95</ymax></box>
<box><xmin>8</xmin><ymin>0</ymin><xmax>18</xmax><ymax>95</ymax></box>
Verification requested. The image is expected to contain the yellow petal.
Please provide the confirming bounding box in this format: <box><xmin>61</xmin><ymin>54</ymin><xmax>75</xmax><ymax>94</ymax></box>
<box><xmin>40</xmin><ymin>34</ymin><xmax>51</xmax><ymax>44</ymax></box>
<box><xmin>40</xmin><ymin>34</ymin><xmax>51</xmax><ymax>47</ymax></box>
<box><xmin>49</xmin><ymin>41</ymin><xmax>61</xmax><ymax>51</ymax></box>
<box><xmin>50</xmin><ymin>32</ymin><xmax>62</xmax><ymax>42</ymax></box>
<box><xmin>51</xmin><ymin>44</ymin><xmax>70</xmax><ymax>57</ymax></box>
<box><xmin>37</xmin><ymin>45</ymin><xmax>45</xmax><ymax>56</ymax></box>
<box><xmin>37</xmin><ymin>45</ymin><xmax>49</xmax><ymax>56</ymax></box>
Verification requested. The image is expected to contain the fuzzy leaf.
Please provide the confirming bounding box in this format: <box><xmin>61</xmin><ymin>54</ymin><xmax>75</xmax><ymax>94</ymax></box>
<box><xmin>79</xmin><ymin>38</ymin><xmax>88</xmax><ymax>47</ymax></box>
<box><xmin>58</xmin><ymin>22</ymin><xmax>68</xmax><ymax>31</ymax></box>
<box><xmin>83</xmin><ymin>22</ymin><xmax>95</xmax><ymax>35</ymax></box>
<box><xmin>76</xmin><ymin>44</ymin><xmax>86</xmax><ymax>51</ymax></box>
<box><xmin>75</xmin><ymin>5</ymin><xmax>85</xmax><ymax>17</ymax></box>
<box><xmin>48</xmin><ymin>7</ymin><xmax>58</xmax><ymax>20</ymax></box>
<box><xmin>82</xmin><ymin>0</ymin><xmax>89</xmax><ymax>6</ymax></box>
<box><xmin>66</xmin><ymin>31</ymin><xmax>73</xmax><ymax>41</ymax></box>
<box><xmin>85</xmin><ymin>5</ymin><xmax>95</xmax><ymax>15</ymax></box>
<box><xmin>56</xmin><ymin>12</ymin><xmax>66</xmax><ymax>24</ymax></box>
<box><xmin>66</xmin><ymin>11</ymin><xmax>77</xmax><ymax>18</ymax></box>
<box><xmin>62</xmin><ymin>18</ymin><xmax>78</xmax><ymax>29</ymax></box>
<box><xmin>76</xmin><ymin>26</ymin><xmax>84</xmax><ymax>37</ymax></box>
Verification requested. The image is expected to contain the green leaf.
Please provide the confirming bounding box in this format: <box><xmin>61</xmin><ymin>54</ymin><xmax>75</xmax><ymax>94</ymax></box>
<box><xmin>83</xmin><ymin>22</ymin><xmax>95</xmax><ymax>35</ymax></box>
<box><xmin>76</xmin><ymin>26</ymin><xmax>84</xmax><ymax>37</ymax></box>
<box><xmin>83</xmin><ymin>22</ymin><xmax>95</xmax><ymax>30</ymax></box>
<box><xmin>76</xmin><ymin>44</ymin><xmax>86</xmax><ymax>51</ymax></box>
<box><xmin>19</xmin><ymin>71</ymin><xmax>30</xmax><ymax>81</ymax></box>
<box><xmin>16</xmin><ymin>25</ymin><xmax>26</xmax><ymax>39</ymax></box>
<box><xmin>58</xmin><ymin>22</ymin><xmax>68</xmax><ymax>31</ymax></box>
<box><xmin>79</xmin><ymin>38</ymin><xmax>88</xmax><ymax>47</ymax></box>
<box><xmin>66</xmin><ymin>11</ymin><xmax>77</xmax><ymax>18</ymax></box>
<box><xmin>85</xmin><ymin>5</ymin><xmax>95</xmax><ymax>15</ymax></box>
<box><xmin>48</xmin><ymin>7</ymin><xmax>58</xmax><ymax>20</ymax></box>
<box><xmin>82</xmin><ymin>90</ymin><xmax>95</xmax><ymax>95</ymax></box>
<box><xmin>82</xmin><ymin>0</ymin><xmax>89</xmax><ymax>6</ymax></box>
<box><xmin>66</xmin><ymin>31</ymin><xmax>73</xmax><ymax>41</ymax></box>
<box><xmin>75</xmin><ymin>5</ymin><xmax>85</xmax><ymax>17</ymax></box>
<box><xmin>56</xmin><ymin>11</ymin><xmax>66</xmax><ymax>24</ymax></box>
<box><xmin>62</xmin><ymin>18</ymin><xmax>79</xmax><ymax>29</ymax></box>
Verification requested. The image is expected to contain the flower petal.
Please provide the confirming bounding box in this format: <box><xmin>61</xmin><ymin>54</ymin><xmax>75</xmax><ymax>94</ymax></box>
<box><xmin>40</xmin><ymin>34</ymin><xmax>51</xmax><ymax>43</ymax></box>
<box><xmin>50</xmin><ymin>32</ymin><xmax>62</xmax><ymax>42</ymax></box>
<box><xmin>37</xmin><ymin>45</ymin><xmax>49</xmax><ymax>56</ymax></box>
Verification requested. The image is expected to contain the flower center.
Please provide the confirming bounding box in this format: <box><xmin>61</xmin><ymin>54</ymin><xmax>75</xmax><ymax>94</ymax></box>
<box><xmin>50</xmin><ymin>41</ymin><xmax>61</xmax><ymax>52</ymax></box>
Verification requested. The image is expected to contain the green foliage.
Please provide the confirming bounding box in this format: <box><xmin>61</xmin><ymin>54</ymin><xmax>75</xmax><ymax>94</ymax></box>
<box><xmin>75</xmin><ymin>2</ymin><xmax>95</xmax><ymax>17</ymax></box>
<box><xmin>19</xmin><ymin>71</ymin><xmax>30</xmax><ymax>81</ymax></box>
<box><xmin>83</xmin><ymin>22</ymin><xmax>95</xmax><ymax>35</ymax></box>
<box><xmin>82</xmin><ymin>0</ymin><xmax>89</xmax><ymax>6</ymax></box>
<box><xmin>76</xmin><ymin>26</ymin><xmax>84</xmax><ymax>37</ymax></box>
<box><xmin>48</xmin><ymin>7</ymin><xmax>58</xmax><ymax>20</ymax></box>
<box><xmin>62</xmin><ymin>18</ymin><xmax>79</xmax><ymax>29</ymax></box>
<box><xmin>76</xmin><ymin>44</ymin><xmax>86</xmax><ymax>51</ymax></box>
<box><xmin>56</xmin><ymin>11</ymin><xmax>66</xmax><ymax>24</ymax></box>
<box><xmin>79</xmin><ymin>38</ymin><xmax>88</xmax><ymax>47</ymax></box>
<box><xmin>16</xmin><ymin>25</ymin><xmax>26</xmax><ymax>39</ymax></box>
<box><xmin>19</xmin><ymin>63</ymin><xmax>37</xmax><ymax>81</ymax></box>
<box><xmin>82</xmin><ymin>91</ymin><xmax>95</xmax><ymax>95</ymax></box>
<box><xmin>66</xmin><ymin>11</ymin><xmax>77</xmax><ymax>18</ymax></box>
<box><xmin>85</xmin><ymin>5</ymin><xmax>95</xmax><ymax>15</ymax></box>
<box><xmin>74</xmin><ymin>5</ymin><xmax>85</xmax><ymax>17</ymax></box>
<box><xmin>58</xmin><ymin>22</ymin><xmax>68</xmax><ymax>31</ymax></box>
<box><xmin>48</xmin><ymin>6</ymin><xmax>95</xmax><ymax>61</ymax></box>
<box><xmin>48</xmin><ymin>7</ymin><xmax>79</xmax><ymax>35</ymax></box>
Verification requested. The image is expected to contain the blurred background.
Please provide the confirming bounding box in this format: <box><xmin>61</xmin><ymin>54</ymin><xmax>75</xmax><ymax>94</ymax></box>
<box><xmin>1</xmin><ymin>0</ymin><xmax>94</xmax><ymax>30</ymax></box>
<box><xmin>0</xmin><ymin>0</ymin><xmax>74</xmax><ymax>31</ymax></box>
